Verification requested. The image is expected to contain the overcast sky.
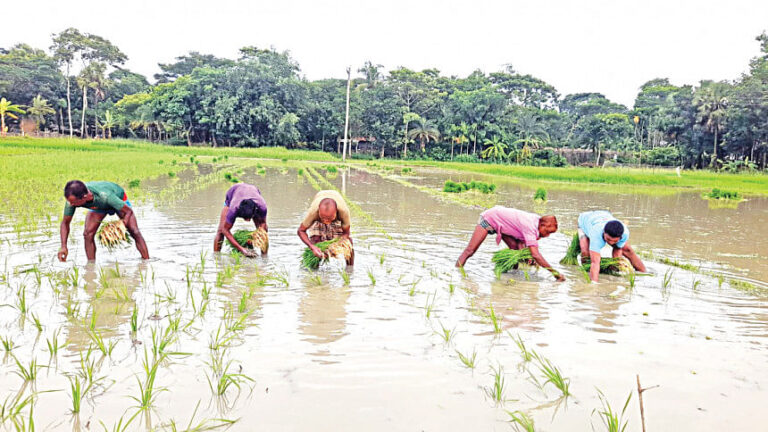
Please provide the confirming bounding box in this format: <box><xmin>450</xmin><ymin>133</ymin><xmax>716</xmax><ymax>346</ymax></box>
<box><xmin>4</xmin><ymin>0</ymin><xmax>767</xmax><ymax>106</ymax></box>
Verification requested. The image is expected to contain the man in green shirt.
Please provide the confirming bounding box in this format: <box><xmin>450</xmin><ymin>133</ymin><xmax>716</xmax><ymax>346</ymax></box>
<box><xmin>58</xmin><ymin>180</ymin><xmax>150</xmax><ymax>262</ymax></box>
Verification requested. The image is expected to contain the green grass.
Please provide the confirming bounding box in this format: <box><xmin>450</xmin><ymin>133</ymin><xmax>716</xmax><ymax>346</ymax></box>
<box><xmin>456</xmin><ymin>348</ymin><xmax>477</xmax><ymax>369</ymax></box>
<box><xmin>356</xmin><ymin>159</ymin><xmax>768</xmax><ymax>196</ymax></box>
<box><xmin>533</xmin><ymin>351</ymin><xmax>571</xmax><ymax>397</ymax></box>
<box><xmin>592</xmin><ymin>389</ymin><xmax>632</xmax><ymax>432</ymax></box>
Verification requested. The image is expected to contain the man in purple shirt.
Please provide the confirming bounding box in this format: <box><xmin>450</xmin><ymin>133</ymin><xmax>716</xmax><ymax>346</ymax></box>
<box><xmin>214</xmin><ymin>183</ymin><xmax>268</xmax><ymax>257</ymax></box>
<box><xmin>456</xmin><ymin>206</ymin><xmax>564</xmax><ymax>281</ymax></box>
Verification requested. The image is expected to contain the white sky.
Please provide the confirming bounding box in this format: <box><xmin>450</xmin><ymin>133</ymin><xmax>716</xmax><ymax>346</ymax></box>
<box><xmin>3</xmin><ymin>0</ymin><xmax>767</xmax><ymax>107</ymax></box>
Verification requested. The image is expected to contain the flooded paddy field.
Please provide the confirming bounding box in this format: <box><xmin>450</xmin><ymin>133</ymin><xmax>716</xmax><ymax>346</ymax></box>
<box><xmin>1</xmin><ymin>163</ymin><xmax>767</xmax><ymax>431</ymax></box>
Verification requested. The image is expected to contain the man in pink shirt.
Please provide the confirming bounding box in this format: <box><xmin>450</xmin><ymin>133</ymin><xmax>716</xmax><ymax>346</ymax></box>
<box><xmin>456</xmin><ymin>206</ymin><xmax>564</xmax><ymax>281</ymax></box>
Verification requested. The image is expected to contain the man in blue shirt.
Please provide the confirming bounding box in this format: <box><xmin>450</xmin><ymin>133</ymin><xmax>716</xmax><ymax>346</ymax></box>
<box><xmin>578</xmin><ymin>210</ymin><xmax>646</xmax><ymax>282</ymax></box>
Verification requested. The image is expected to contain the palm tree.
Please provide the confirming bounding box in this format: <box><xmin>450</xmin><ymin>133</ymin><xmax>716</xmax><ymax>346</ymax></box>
<box><xmin>76</xmin><ymin>62</ymin><xmax>108</xmax><ymax>138</ymax></box>
<box><xmin>27</xmin><ymin>95</ymin><xmax>56</xmax><ymax>133</ymax></box>
<box><xmin>694</xmin><ymin>81</ymin><xmax>728</xmax><ymax>167</ymax></box>
<box><xmin>513</xmin><ymin>111</ymin><xmax>549</xmax><ymax>149</ymax></box>
<box><xmin>408</xmin><ymin>119</ymin><xmax>440</xmax><ymax>153</ymax></box>
<box><xmin>357</xmin><ymin>61</ymin><xmax>383</xmax><ymax>89</ymax></box>
<box><xmin>449</xmin><ymin>123</ymin><xmax>469</xmax><ymax>160</ymax></box>
<box><xmin>401</xmin><ymin>111</ymin><xmax>420</xmax><ymax>158</ymax></box>
<box><xmin>481</xmin><ymin>136</ymin><xmax>508</xmax><ymax>162</ymax></box>
<box><xmin>100</xmin><ymin>110</ymin><xmax>116</xmax><ymax>139</ymax></box>
<box><xmin>0</xmin><ymin>98</ymin><xmax>26</xmax><ymax>137</ymax></box>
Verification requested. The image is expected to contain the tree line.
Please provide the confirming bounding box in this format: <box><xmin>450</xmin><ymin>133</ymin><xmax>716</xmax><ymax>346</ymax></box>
<box><xmin>2</xmin><ymin>27</ymin><xmax>767</xmax><ymax>170</ymax></box>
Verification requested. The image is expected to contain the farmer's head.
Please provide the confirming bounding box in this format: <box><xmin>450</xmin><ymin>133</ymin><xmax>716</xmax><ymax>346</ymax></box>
<box><xmin>64</xmin><ymin>180</ymin><xmax>92</xmax><ymax>207</ymax></box>
<box><xmin>318</xmin><ymin>198</ymin><xmax>338</xmax><ymax>225</ymax></box>
<box><xmin>603</xmin><ymin>220</ymin><xmax>624</xmax><ymax>246</ymax></box>
<box><xmin>237</xmin><ymin>199</ymin><xmax>265</xmax><ymax>223</ymax></box>
<box><xmin>538</xmin><ymin>215</ymin><xmax>558</xmax><ymax>238</ymax></box>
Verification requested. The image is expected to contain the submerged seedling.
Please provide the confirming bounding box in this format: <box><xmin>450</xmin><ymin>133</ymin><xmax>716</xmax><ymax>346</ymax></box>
<box><xmin>367</xmin><ymin>268</ymin><xmax>376</xmax><ymax>286</ymax></box>
<box><xmin>533</xmin><ymin>352</ymin><xmax>571</xmax><ymax>397</ymax></box>
<box><xmin>487</xmin><ymin>304</ymin><xmax>503</xmax><ymax>333</ymax></box>
<box><xmin>435</xmin><ymin>321</ymin><xmax>456</xmax><ymax>343</ymax></box>
<box><xmin>509</xmin><ymin>332</ymin><xmax>534</xmax><ymax>362</ymax></box>
<box><xmin>1</xmin><ymin>335</ymin><xmax>15</xmax><ymax>352</ymax></box>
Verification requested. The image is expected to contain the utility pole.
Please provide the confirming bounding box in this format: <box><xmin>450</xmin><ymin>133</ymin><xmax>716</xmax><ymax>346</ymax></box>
<box><xmin>342</xmin><ymin>66</ymin><xmax>351</xmax><ymax>163</ymax></box>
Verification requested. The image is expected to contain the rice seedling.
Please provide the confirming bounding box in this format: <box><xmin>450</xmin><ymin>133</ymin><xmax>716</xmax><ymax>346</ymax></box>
<box><xmin>207</xmin><ymin>360</ymin><xmax>254</xmax><ymax>397</ymax></box>
<box><xmin>367</xmin><ymin>268</ymin><xmax>376</xmax><ymax>285</ymax></box>
<box><xmin>533</xmin><ymin>188</ymin><xmax>547</xmax><ymax>203</ymax></box>
<box><xmin>435</xmin><ymin>321</ymin><xmax>456</xmax><ymax>343</ymax></box>
<box><xmin>45</xmin><ymin>329</ymin><xmax>62</xmax><ymax>360</ymax></box>
<box><xmin>591</xmin><ymin>389</ymin><xmax>632</xmax><ymax>432</ymax></box>
<box><xmin>424</xmin><ymin>292</ymin><xmax>437</xmax><ymax>318</ymax></box>
<box><xmin>339</xmin><ymin>269</ymin><xmax>351</xmax><ymax>285</ymax></box>
<box><xmin>309</xmin><ymin>275</ymin><xmax>323</xmax><ymax>286</ymax></box>
<box><xmin>228</xmin><ymin>228</ymin><xmax>269</xmax><ymax>255</ymax></box>
<box><xmin>492</xmin><ymin>249</ymin><xmax>533</xmax><ymax>276</ymax></box>
<box><xmin>626</xmin><ymin>271</ymin><xmax>637</xmax><ymax>289</ymax></box>
<box><xmin>662</xmin><ymin>268</ymin><xmax>674</xmax><ymax>290</ymax></box>
<box><xmin>560</xmin><ymin>233</ymin><xmax>581</xmax><ymax>265</ymax></box>
<box><xmin>88</xmin><ymin>328</ymin><xmax>117</xmax><ymax>358</ymax></box>
<box><xmin>301</xmin><ymin>237</ymin><xmax>353</xmax><ymax>269</ymax></box>
<box><xmin>128</xmin><ymin>179</ymin><xmax>141</xmax><ymax>188</ymax></box>
<box><xmin>30</xmin><ymin>313</ymin><xmax>42</xmax><ymax>332</ymax></box>
<box><xmin>1</xmin><ymin>335</ymin><xmax>15</xmax><ymax>352</ymax></box>
<box><xmin>443</xmin><ymin>180</ymin><xmax>496</xmax><ymax>194</ymax></box>
<box><xmin>268</xmin><ymin>268</ymin><xmax>290</xmax><ymax>287</ymax></box>
<box><xmin>69</xmin><ymin>266</ymin><xmax>80</xmax><ymax>287</ymax></box>
<box><xmin>533</xmin><ymin>352</ymin><xmax>571</xmax><ymax>397</ymax></box>
<box><xmin>15</xmin><ymin>286</ymin><xmax>28</xmax><ymax>314</ymax></box>
<box><xmin>484</xmin><ymin>364</ymin><xmax>508</xmax><ymax>405</ymax></box>
<box><xmin>99</xmin><ymin>412</ymin><xmax>140</xmax><ymax>432</ymax></box>
<box><xmin>509</xmin><ymin>332</ymin><xmax>534</xmax><ymax>362</ymax></box>
<box><xmin>0</xmin><ymin>394</ymin><xmax>34</xmax><ymax>428</ymax></box>
<box><xmin>487</xmin><ymin>303</ymin><xmax>503</xmax><ymax>333</ymax></box>
<box><xmin>209</xmin><ymin>323</ymin><xmax>236</xmax><ymax>351</ymax></box>
<box><xmin>132</xmin><ymin>349</ymin><xmax>166</xmax><ymax>410</ymax></box>
<box><xmin>692</xmin><ymin>278</ymin><xmax>702</xmax><ymax>291</ymax></box>
<box><xmin>67</xmin><ymin>375</ymin><xmax>89</xmax><ymax>413</ymax></box>
<box><xmin>12</xmin><ymin>357</ymin><xmax>41</xmax><ymax>382</ymax></box>
<box><xmin>706</xmin><ymin>188</ymin><xmax>741</xmax><ymax>200</ymax></box>
<box><xmin>96</xmin><ymin>220</ymin><xmax>131</xmax><ymax>250</ymax></box>
<box><xmin>238</xmin><ymin>291</ymin><xmax>249</xmax><ymax>314</ymax></box>
<box><xmin>130</xmin><ymin>305</ymin><xmax>139</xmax><ymax>333</ymax></box>
<box><xmin>168</xmin><ymin>171</ymin><xmax>176</xmax><ymax>178</ymax></box>
<box><xmin>456</xmin><ymin>349</ymin><xmax>477</xmax><ymax>369</ymax></box>
<box><xmin>162</xmin><ymin>400</ymin><xmax>238</xmax><ymax>431</ymax></box>
<box><xmin>507</xmin><ymin>410</ymin><xmax>536</xmax><ymax>432</ymax></box>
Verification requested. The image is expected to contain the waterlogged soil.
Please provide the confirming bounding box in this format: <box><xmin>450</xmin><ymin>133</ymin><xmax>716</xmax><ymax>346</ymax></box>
<box><xmin>1</xmin><ymin>166</ymin><xmax>767</xmax><ymax>431</ymax></box>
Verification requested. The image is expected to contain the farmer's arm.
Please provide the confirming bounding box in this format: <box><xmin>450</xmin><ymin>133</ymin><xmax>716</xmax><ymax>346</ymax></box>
<box><xmin>589</xmin><ymin>250</ymin><xmax>602</xmax><ymax>282</ymax></box>
<box><xmin>58</xmin><ymin>215</ymin><xmax>73</xmax><ymax>262</ymax></box>
<box><xmin>218</xmin><ymin>219</ymin><xmax>254</xmax><ymax>256</ymax></box>
<box><xmin>529</xmin><ymin>246</ymin><xmax>565</xmax><ymax>282</ymax></box>
<box><xmin>298</xmin><ymin>223</ymin><xmax>323</xmax><ymax>258</ymax></box>
<box><xmin>119</xmin><ymin>205</ymin><xmax>149</xmax><ymax>259</ymax></box>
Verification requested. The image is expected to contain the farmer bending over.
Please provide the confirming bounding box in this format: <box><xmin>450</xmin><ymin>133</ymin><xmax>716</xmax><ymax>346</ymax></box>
<box><xmin>456</xmin><ymin>206</ymin><xmax>563</xmax><ymax>281</ymax></box>
<box><xmin>577</xmin><ymin>210</ymin><xmax>646</xmax><ymax>282</ymax></box>
<box><xmin>214</xmin><ymin>183</ymin><xmax>268</xmax><ymax>257</ymax></box>
<box><xmin>58</xmin><ymin>180</ymin><xmax>149</xmax><ymax>262</ymax></box>
<box><xmin>297</xmin><ymin>190</ymin><xmax>354</xmax><ymax>265</ymax></box>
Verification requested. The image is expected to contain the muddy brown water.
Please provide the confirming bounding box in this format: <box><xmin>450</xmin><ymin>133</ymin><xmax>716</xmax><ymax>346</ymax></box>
<box><xmin>0</xmin><ymin>166</ymin><xmax>766</xmax><ymax>431</ymax></box>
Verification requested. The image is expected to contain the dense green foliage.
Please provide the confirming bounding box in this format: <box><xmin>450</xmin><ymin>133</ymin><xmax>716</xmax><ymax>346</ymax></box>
<box><xmin>2</xmin><ymin>30</ymin><xmax>768</xmax><ymax>171</ymax></box>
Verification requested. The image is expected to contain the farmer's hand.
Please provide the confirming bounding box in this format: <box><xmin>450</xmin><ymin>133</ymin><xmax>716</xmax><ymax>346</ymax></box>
<box><xmin>311</xmin><ymin>245</ymin><xmax>324</xmax><ymax>258</ymax></box>
<box><xmin>555</xmin><ymin>274</ymin><xmax>566</xmax><ymax>282</ymax></box>
<box><xmin>58</xmin><ymin>247</ymin><xmax>68</xmax><ymax>262</ymax></box>
<box><xmin>242</xmin><ymin>249</ymin><xmax>257</xmax><ymax>258</ymax></box>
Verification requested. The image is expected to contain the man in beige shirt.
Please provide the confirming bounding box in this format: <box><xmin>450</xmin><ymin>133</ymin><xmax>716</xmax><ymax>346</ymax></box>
<box><xmin>297</xmin><ymin>190</ymin><xmax>354</xmax><ymax>265</ymax></box>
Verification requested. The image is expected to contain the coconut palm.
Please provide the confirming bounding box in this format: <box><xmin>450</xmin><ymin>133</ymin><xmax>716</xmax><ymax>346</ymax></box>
<box><xmin>0</xmin><ymin>97</ymin><xmax>26</xmax><ymax>137</ymax></box>
<box><xmin>76</xmin><ymin>62</ymin><xmax>109</xmax><ymax>138</ymax></box>
<box><xmin>401</xmin><ymin>111</ymin><xmax>421</xmax><ymax>158</ymax></box>
<box><xmin>449</xmin><ymin>123</ymin><xmax>469</xmax><ymax>160</ymax></box>
<box><xmin>481</xmin><ymin>136</ymin><xmax>508</xmax><ymax>162</ymax></box>
<box><xmin>513</xmin><ymin>110</ymin><xmax>549</xmax><ymax>149</ymax></box>
<box><xmin>408</xmin><ymin>119</ymin><xmax>440</xmax><ymax>153</ymax></box>
<box><xmin>27</xmin><ymin>95</ymin><xmax>56</xmax><ymax>132</ymax></box>
<box><xmin>694</xmin><ymin>82</ymin><xmax>728</xmax><ymax>167</ymax></box>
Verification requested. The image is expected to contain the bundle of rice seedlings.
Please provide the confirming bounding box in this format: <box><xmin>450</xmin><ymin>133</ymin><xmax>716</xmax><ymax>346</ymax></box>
<box><xmin>97</xmin><ymin>220</ymin><xmax>131</xmax><ymax>250</ymax></box>
<box><xmin>559</xmin><ymin>233</ymin><xmax>581</xmax><ymax>265</ymax></box>
<box><xmin>581</xmin><ymin>256</ymin><xmax>634</xmax><ymax>276</ymax></box>
<box><xmin>301</xmin><ymin>237</ymin><xmax>354</xmax><ymax>269</ymax></box>
<box><xmin>229</xmin><ymin>228</ymin><xmax>269</xmax><ymax>255</ymax></box>
<box><xmin>533</xmin><ymin>188</ymin><xmax>547</xmax><ymax>203</ymax></box>
<box><xmin>491</xmin><ymin>248</ymin><xmax>533</xmax><ymax>275</ymax></box>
